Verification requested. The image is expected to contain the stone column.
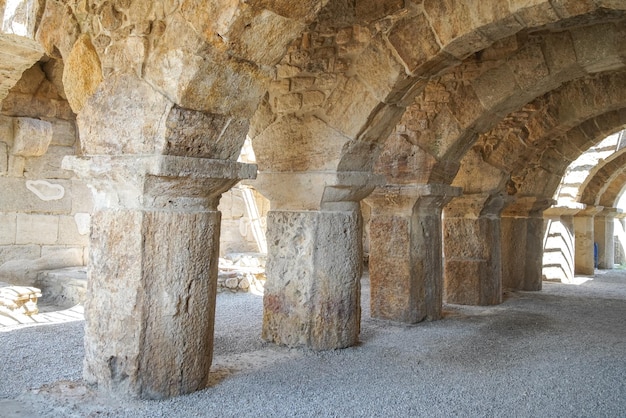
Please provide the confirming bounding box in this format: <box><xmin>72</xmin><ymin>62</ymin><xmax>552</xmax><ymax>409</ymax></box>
<box><xmin>501</xmin><ymin>198</ymin><xmax>554</xmax><ymax>291</ymax></box>
<box><xmin>365</xmin><ymin>184</ymin><xmax>460</xmax><ymax>323</ymax></box>
<box><xmin>64</xmin><ymin>155</ymin><xmax>255</xmax><ymax>399</ymax></box>
<box><xmin>542</xmin><ymin>208</ymin><xmax>577</xmax><ymax>283</ymax></box>
<box><xmin>594</xmin><ymin>208</ymin><xmax>620</xmax><ymax>269</ymax></box>
<box><xmin>443</xmin><ymin>194</ymin><xmax>507</xmax><ymax>306</ymax></box>
<box><xmin>257</xmin><ymin>171</ymin><xmax>382</xmax><ymax>350</ymax></box>
<box><xmin>574</xmin><ymin>206</ymin><xmax>603</xmax><ymax>275</ymax></box>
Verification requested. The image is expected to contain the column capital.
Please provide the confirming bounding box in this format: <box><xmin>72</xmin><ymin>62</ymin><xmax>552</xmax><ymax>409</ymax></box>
<box><xmin>502</xmin><ymin>197</ymin><xmax>556</xmax><ymax>218</ymax></box>
<box><xmin>63</xmin><ymin>155</ymin><xmax>256</xmax><ymax>211</ymax></box>
<box><xmin>254</xmin><ymin>171</ymin><xmax>384</xmax><ymax>211</ymax></box>
<box><xmin>596</xmin><ymin>207</ymin><xmax>622</xmax><ymax>217</ymax></box>
<box><xmin>445</xmin><ymin>192</ymin><xmax>512</xmax><ymax>218</ymax></box>
<box><xmin>365</xmin><ymin>183</ymin><xmax>461</xmax><ymax>216</ymax></box>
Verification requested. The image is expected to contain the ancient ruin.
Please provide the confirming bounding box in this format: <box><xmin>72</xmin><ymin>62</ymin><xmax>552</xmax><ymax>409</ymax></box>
<box><xmin>1</xmin><ymin>0</ymin><xmax>626</xmax><ymax>401</ymax></box>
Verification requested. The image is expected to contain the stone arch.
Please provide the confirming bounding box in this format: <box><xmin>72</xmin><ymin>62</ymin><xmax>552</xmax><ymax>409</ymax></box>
<box><xmin>252</xmin><ymin>1</ymin><xmax>626</xmax><ymax>203</ymax></box>
<box><xmin>367</xmin><ymin>15</ymin><xmax>626</xmax><ymax>312</ymax></box>
<box><xmin>453</xmin><ymin>72</ymin><xmax>626</xmax><ymax>202</ymax></box>
<box><xmin>0</xmin><ymin>55</ymin><xmax>83</xmax><ymax>287</ymax></box>
<box><xmin>443</xmin><ymin>71</ymin><xmax>626</xmax><ymax>298</ymax></box>
<box><xmin>579</xmin><ymin>143</ymin><xmax>626</xmax><ymax>206</ymax></box>
<box><xmin>598</xmin><ymin>168</ymin><xmax>626</xmax><ymax>208</ymax></box>
<box><xmin>31</xmin><ymin>0</ymin><xmax>331</xmax><ymax>400</ymax></box>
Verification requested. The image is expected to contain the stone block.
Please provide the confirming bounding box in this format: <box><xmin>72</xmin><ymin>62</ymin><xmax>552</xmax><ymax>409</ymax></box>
<box><xmin>263</xmin><ymin>210</ymin><xmax>361</xmax><ymax>350</ymax></box>
<box><xmin>11</xmin><ymin>117</ymin><xmax>53</xmax><ymax>157</ymax></box>
<box><xmin>16</xmin><ymin>213</ymin><xmax>59</xmax><ymax>245</ymax></box>
<box><xmin>0</xmin><ymin>246</ymin><xmax>83</xmax><ymax>285</ymax></box>
<box><xmin>471</xmin><ymin>64</ymin><xmax>520</xmax><ymax>112</ymax></box>
<box><xmin>63</xmin><ymin>34</ymin><xmax>103</xmax><ymax>113</ymax></box>
<box><xmin>7</xmin><ymin>155</ymin><xmax>25</xmax><ymax>176</ymax></box>
<box><xmin>356</xmin><ymin>0</ymin><xmax>404</xmax><ymax>21</ymax></box>
<box><xmin>70</xmin><ymin>180</ymin><xmax>94</xmax><ymax>213</ymax></box>
<box><xmin>0</xmin><ymin>115</ymin><xmax>13</xmax><ymax>145</ymax></box>
<box><xmin>50</xmin><ymin>119</ymin><xmax>76</xmax><ymax>146</ymax></box>
<box><xmin>84</xmin><ymin>209</ymin><xmax>220</xmax><ymax>398</ymax></box>
<box><xmin>0</xmin><ymin>178</ymin><xmax>72</xmax><ymax>213</ymax></box>
<box><xmin>57</xmin><ymin>215</ymin><xmax>89</xmax><ymax>246</ymax></box>
<box><xmin>0</xmin><ymin>213</ymin><xmax>17</xmax><ymax>245</ymax></box>
<box><xmin>324</xmin><ymin>76</ymin><xmax>379</xmax><ymax>138</ymax></box>
<box><xmin>0</xmin><ymin>142</ymin><xmax>7</xmax><ymax>174</ymax></box>
<box><xmin>274</xmin><ymin>93</ymin><xmax>302</xmax><ymax>113</ymax></box>
<box><xmin>0</xmin><ymin>244</ymin><xmax>41</xmax><ymax>266</ymax></box>
<box><xmin>40</xmin><ymin>246</ymin><xmax>84</xmax><ymax>265</ymax></box>
<box><xmin>387</xmin><ymin>13</ymin><xmax>441</xmax><ymax>74</ymax></box>
<box><xmin>24</xmin><ymin>145</ymin><xmax>75</xmax><ymax>179</ymax></box>
<box><xmin>36</xmin><ymin>266</ymin><xmax>87</xmax><ymax>307</ymax></box>
<box><xmin>355</xmin><ymin>35</ymin><xmax>406</xmax><ymax>103</ymax></box>
<box><xmin>508</xmin><ymin>42</ymin><xmax>550</xmax><ymax>91</ymax></box>
<box><xmin>444</xmin><ymin>260</ymin><xmax>487</xmax><ymax>305</ymax></box>
<box><xmin>571</xmin><ymin>23</ymin><xmax>623</xmax><ymax>74</ymax></box>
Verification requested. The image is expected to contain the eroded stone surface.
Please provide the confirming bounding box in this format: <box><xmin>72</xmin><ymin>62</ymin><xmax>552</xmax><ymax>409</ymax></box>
<box><xmin>262</xmin><ymin>210</ymin><xmax>361</xmax><ymax>350</ymax></box>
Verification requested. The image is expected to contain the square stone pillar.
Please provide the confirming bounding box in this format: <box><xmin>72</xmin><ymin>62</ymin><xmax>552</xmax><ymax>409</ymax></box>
<box><xmin>501</xmin><ymin>198</ymin><xmax>554</xmax><ymax>291</ymax></box>
<box><xmin>262</xmin><ymin>209</ymin><xmax>362</xmax><ymax>350</ymax></box>
<box><xmin>594</xmin><ymin>208</ymin><xmax>620</xmax><ymax>269</ymax></box>
<box><xmin>542</xmin><ymin>208</ymin><xmax>578</xmax><ymax>283</ymax></box>
<box><xmin>365</xmin><ymin>184</ymin><xmax>460</xmax><ymax>323</ymax></box>
<box><xmin>64</xmin><ymin>155</ymin><xmax>255</xmax><ymax>399</ymax></box>
<box><xmin>444</xmin><ymin>194</ymin><xmax>506</xmax><ymax>306</ymax></box>
<box><xmin>574</xmin><ymin>206</ymin><xmax>603</xmax><ymax>275</ymax></box>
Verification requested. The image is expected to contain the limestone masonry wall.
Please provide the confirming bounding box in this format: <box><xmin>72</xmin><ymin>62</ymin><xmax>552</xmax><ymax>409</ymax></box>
<box><xmin>0</xmin><ymin>60</ymin><xmax>92</xmax><ymax>286</ymax></box>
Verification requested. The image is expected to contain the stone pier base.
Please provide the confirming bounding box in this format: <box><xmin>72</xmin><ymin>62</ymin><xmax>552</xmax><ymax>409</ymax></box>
<box><xmin>84</xmin><ymin>209</ymin><xmax>220</xmax><ymax>399</ymax></box>
<box><xmin>262</xmin><ymin>210</ymin><xmax>361</xmax><ymax>350</ymax></box>
<box><xmin>444</xmin><ymin>195</ymin><xmax>503</xmax><ymax>306</ymax></box>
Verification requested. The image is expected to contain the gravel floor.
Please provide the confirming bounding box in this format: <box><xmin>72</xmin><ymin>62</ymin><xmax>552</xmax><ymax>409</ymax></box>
<box><xmin>1</xmin><ymin>270</ymin><xmax>626</xmax><ymax>417</ymax></box>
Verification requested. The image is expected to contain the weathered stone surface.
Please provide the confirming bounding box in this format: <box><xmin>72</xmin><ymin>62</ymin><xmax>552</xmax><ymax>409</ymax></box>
<box><xmin>0</xmin><ymin>244</ymin><xmax>40</xmax><ymax>266</ymax></box>
<box><xmin>0</xmin><ymin>142</ymin><xmax>7</xmax><ymax>174</ymax></box>
<box><xmin>11</xmin><ymin>117</ymin><xmax>52</xmax><ymax>157</ymax></box>
<box><xmin>49</xmin><ymin>119</ymin><xmax>76</xmax><ymax>147</ymax></box>
<box><xmin>164</xmin><ymin>107</ymin><xmax>249</xmax><ymax>160</ymax></box>
<box><xmin>0</xmin><ymin>178</ymin><xmax>72</xmax><ymax>213</ymax></box>
<box><xmin>143</xmin><ymin>13</ymin><xmax>269</xmax><ymax>118</ymax></box>
<box><xmin>367</xmin><ymin>184</ymin><xmax>460</xmax><ymax>322</ymax></box>
<box><xmin>84</xmin><ymin>209</ymin><xmax>220</xmax><ymax>399</ymax></box>
<box><xmin>64</xmin><ymin>155</ymin><xmax>256</xmax><ymax>211</ymax></box>
<box><xmin>444</xmin><ymin>195</ymin><xmax>504</xmax><ymax>306</ymax></box>
<box><xmin>15</xmin><ymin>213</ymin><xmax>58</xmax><ymax>245</ymax></box>
<box><xmin>387</xmin><ymin>13</ymin><xmax>441</xmax><ymax>75</ymax></box>
<box><xmin>36</xmin><ymin>266</ymin><xmax>87</xmax><ymax>307</ymax></box>
<box><xmin>501</xmin><ymin>215</ymin><xmax>545</xmax><ymax>291</ymax></box>
<box><xmin>0</xmin><ymin>213</ymin><xmax>16</xmax><ymax>245</ymax></box>
<box><xmin>76</xmin><ymin>74</ymin><xmax>172</xmax><ymax>155</ymax></box>
<box><xmin>24</xmin><ymin>146</ymin><xmax>75</xmax><ymax>179</ymax></box>
<box><xmin>58</xmin><ymin>215</ymin><xmax>89</xmax><ymax>246</ymax></box>
<box><xmin>262</xmin><ymin>210</ymin><xmax>361</xmax><ymax>350</ymax></box>
<box><xmin>254</xmin><ymin>115</ymin><xmax>346</xmax><ymax>172</ymax></box>
<box><xmin>0</xmin><ymin>246</ymin><xmax>83</xmax><ymax>286</ymax></box>
<box><xmin>63</xmin><ymin>34</ymin><xmax>103</xmax><ymax>113</ymax></box>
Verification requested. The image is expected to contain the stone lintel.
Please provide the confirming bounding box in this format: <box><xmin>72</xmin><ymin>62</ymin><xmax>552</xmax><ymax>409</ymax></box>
<box><xmin>254</xmin><ymin>171</ymin><xmax>384</xmax><ymax>211</ymax></box>
<box><xmin>63</xmin><ymin>155</ymin><xmax>256</xmax><ymax>210</ymax></box>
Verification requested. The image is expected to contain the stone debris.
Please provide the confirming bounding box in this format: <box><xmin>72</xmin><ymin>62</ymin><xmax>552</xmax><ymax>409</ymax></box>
<box><xmin>218</xmin><ymin>253</ymin><xmax>266</xmax><ymax>293</ymax></box>
<box><xmin>0</xmin><ymin>285</ymin><xmax>42</xmax><ymax>315</ymax></box>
